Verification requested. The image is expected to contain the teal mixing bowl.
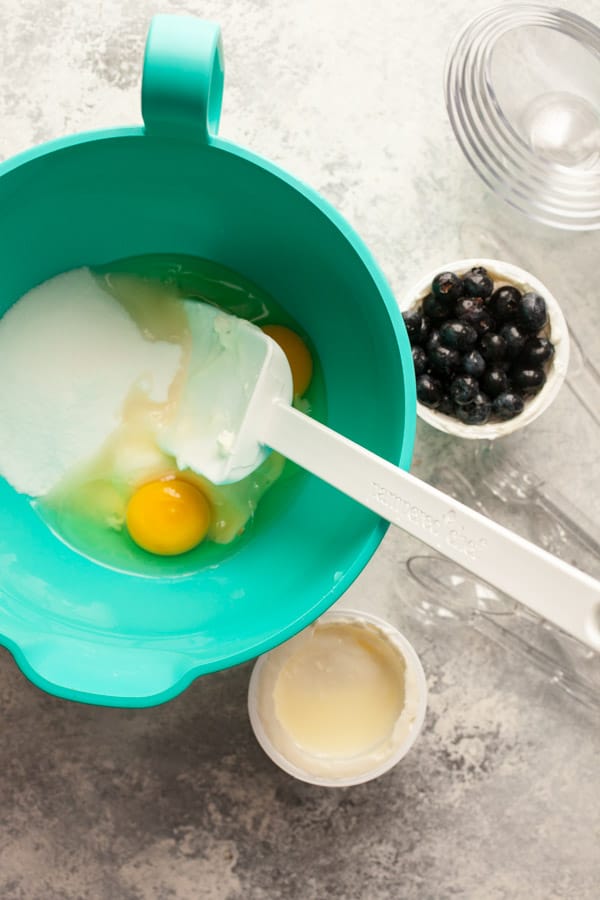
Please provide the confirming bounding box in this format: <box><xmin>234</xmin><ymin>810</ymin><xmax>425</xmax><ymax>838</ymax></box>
<box><xmin>0</xmin><ymin>15</ymin><xmax>416</xmax><ymax>706</ymax></box>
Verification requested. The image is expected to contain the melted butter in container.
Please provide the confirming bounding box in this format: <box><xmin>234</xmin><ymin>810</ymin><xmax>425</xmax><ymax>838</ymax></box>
<box><xmin>248</xmin><ymin>610</ymin><xmax>427</xmax><ymax>786</ymax></box>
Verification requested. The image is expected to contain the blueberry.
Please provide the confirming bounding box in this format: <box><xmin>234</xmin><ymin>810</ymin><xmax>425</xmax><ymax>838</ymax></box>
<box><xmin>439</xmin><ymin>319</ymin><xmax>478</xmax><ymax>351</ymax></box>
<box><xmin>511</xmin><ymin>365</ymin><xmax>546</xmax><ymax>395</ymax></box>
<box><xmin>462</xmin><ymin>266</ymin><xmax>493</xmax><ymax>299</ymax></box>
<box><xmin>428</xmin><ymin>344</ymin><xmax>462</xmax><ymax>376</ymax></box>
<box><xmin>475</xmin><ymin>310</ymin><xmax>495</xmax><ymax>337</ymax></box>
<box><xmin>427</xmin><ymin>329</ymin><xmax>441</xmax><ymax>352</ymax></box>
<box><xmin>481</xmin><ymin>367</ymin><xmax>509</xmax><ymax>398</ymax></box>
<box><xmin>423</xmin><ymin>291</ymin><xmax>453</xmax><ymax>321</ymax></box>
<box><xmin>462</xmin><ymin>349</ymin><xmax>486</xmax><ymax>378</ymax></box>
<box><xmin>480</xmin><ymin>332</ymin><xmax>507</xmax><ymax>363</ymax></box>
<box><xmin>455</xmin><ymin>297</ymin><xmax>494</xmax><ymax>335</ymax></box>
<box><xmin>519</xmin><ymin>336</ymin><xmax>555</xmax><ymax>367</ymax></box>
<box><xmin>455</xmin><ymin>296</ymin><xmax>482</xmax><ymax>317</ymax></box>
<box><xmin>489</xmin><ymin>285</ymin><xmax>521</xmax><ymax>322</ymax></box>
<box><xmin>499</xmin><ymin>323</ymin><xmax>526</xmax><ymax>360</ymax></box>
<box><xmin>416</xmin><ymin>373</ymin><xmax>443</xmax><ymax>408</ymax></box>
<box><xmin>412</xmin><ymin>345</ymin><xmax>428</xmax><ymax>376</ymax></box>
<box><xmin>517</xmin><ymin>292</ymin><xmax>547</xmax><ymax>333</ymax></box>
<box><xmin>417</xmin><ymin>315</ymin><xmax>430</xmax><ymax>345</ymax></box>
<box><xmin>431</xmin><ymin>271</ymin><xmax>463</xmax><ymax>303</ymax></box>
<box><xmin>492</xmin><ymin>391</ymin><xmax>524</xmax><ymax>421</ymax></box>
<box><xmin>455</xmin><ymin>392</ymin><xmax>492</xmax><ymax>425</ymax></box>
<box><xmin>476</xmin><ymin>310</ymin><xmax>495</xmax><ymax>336</ymax></box>
<box><xmin>402</xmin><ymin>309</ymin><xmax>424</xmax><ymax>345</ymax></box>
<box><xmin>450</xmin><ymin>374</ymin><xmax>479</xmax><ymax>405</ymax></box>
<box><xmin>438</xmin><ymin>393</ymin><xmax>454</xmax><ymax>416</ymax></box>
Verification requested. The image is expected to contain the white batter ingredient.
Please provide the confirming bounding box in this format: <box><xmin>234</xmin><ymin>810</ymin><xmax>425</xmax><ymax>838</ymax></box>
<box><xmin>0</xmin><ymin>269</ymin><xmax>182</xmax><ymax>496</ymax></box>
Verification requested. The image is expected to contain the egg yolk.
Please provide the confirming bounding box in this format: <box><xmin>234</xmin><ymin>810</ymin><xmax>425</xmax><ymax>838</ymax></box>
<box><xmin>261</xmin><ymin>324</ymin><xmax>313</xmax><ymax>396</ymax></box>
<box><xmin>126</xmin><ymin>478</ymin><xmax>211</xmax><ymax>556</ymax></box>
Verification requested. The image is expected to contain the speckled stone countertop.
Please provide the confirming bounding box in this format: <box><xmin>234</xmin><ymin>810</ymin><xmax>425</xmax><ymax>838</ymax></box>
<box><xmin>1</xmin><ymin>1</ymin><xmax>599</xmax><ymax>898</ymax></box>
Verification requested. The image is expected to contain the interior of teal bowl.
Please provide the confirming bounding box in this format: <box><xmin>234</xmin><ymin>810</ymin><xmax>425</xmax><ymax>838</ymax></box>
<box><xmin>0</xmin><ymin>133</ymin><xmax>415</xmax><ymax>705</ymax></box>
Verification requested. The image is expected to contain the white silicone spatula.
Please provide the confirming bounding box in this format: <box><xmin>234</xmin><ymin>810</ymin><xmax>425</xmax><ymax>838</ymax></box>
<box><xmin>166</xmin><ymin>304</ymin><xmax>600</xmax><ymax>651</ymax></box>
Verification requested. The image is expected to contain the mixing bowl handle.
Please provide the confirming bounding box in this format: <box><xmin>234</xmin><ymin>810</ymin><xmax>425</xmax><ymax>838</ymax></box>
<box><xmin>2</xmin><ymin>630</ymin><xmax>196</xmax><ymax>707</ymax></box>
<box><xmin>141</xmin><ymin>14</ymin><xmax>225</xmax><ymax>142</ymax></box>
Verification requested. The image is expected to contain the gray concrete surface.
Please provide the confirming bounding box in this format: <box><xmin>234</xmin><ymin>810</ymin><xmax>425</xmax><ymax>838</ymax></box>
<box><xmin>1</xmin><ymin>1</ymin><xmax>599</xmax><ymax>898</ymax></box>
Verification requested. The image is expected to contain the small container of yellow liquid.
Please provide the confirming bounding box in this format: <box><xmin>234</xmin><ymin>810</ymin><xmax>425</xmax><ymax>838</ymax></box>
<box><xmin>248</xmin><ymin>609</ymin><xmax>427</xmax><ymax>786</ymax></box>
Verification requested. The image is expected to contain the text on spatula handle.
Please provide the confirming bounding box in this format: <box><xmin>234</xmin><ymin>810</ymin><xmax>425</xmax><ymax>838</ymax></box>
<box><xmin>371</xmin><ymin>481</ymin><xmax>487</xmax><ymax>562</ymax></box>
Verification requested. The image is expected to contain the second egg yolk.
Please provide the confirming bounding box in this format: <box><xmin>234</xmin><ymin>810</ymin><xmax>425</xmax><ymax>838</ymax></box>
<box><xmin>126</xmin><ymin>478</ymin><xmax>211</xmax><ymax>556</ymax></box>
<box><xmin>261</xmin><ymin>324</ymin><xmax>313</xmax><ymax>396</ymax></box>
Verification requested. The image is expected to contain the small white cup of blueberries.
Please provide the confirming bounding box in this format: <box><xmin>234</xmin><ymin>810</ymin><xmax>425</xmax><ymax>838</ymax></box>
<box><xmin>401</xmin><ymin>258</ymin><xmax>570</xmax><ymax>439</ymax></box>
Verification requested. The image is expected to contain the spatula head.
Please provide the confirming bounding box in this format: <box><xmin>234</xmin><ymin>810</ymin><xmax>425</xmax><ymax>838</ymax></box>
<box><xmin>159</xmin><ymin>301</ymin><xmax>293</xmax><ymax>484</ymax></box>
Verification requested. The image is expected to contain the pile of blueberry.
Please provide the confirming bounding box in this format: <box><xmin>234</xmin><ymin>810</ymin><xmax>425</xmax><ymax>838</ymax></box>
<box><xmin>403</xmin><ymin>266</ymin><xmax>555</xmax><ymax>425</ymax></box>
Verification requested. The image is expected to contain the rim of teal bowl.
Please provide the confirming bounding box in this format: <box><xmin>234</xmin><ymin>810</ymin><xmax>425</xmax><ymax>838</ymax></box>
<box><xmin>0</xmin><ymin>126</ymin><xmax>417</xmax><ymax>706</ymax></box>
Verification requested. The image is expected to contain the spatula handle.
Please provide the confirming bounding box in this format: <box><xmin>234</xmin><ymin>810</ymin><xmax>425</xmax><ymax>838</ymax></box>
<box><xmin>263</xmin><ymin>401</ymin><xmax>600</xmax><ymax>651</ymax></box>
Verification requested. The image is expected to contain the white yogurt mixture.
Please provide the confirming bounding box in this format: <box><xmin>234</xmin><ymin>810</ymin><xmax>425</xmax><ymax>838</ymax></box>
<box><xmin>0</xmin><ymin>269</ymin><xmax>182</xmax><ymax>496</ymax></box>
